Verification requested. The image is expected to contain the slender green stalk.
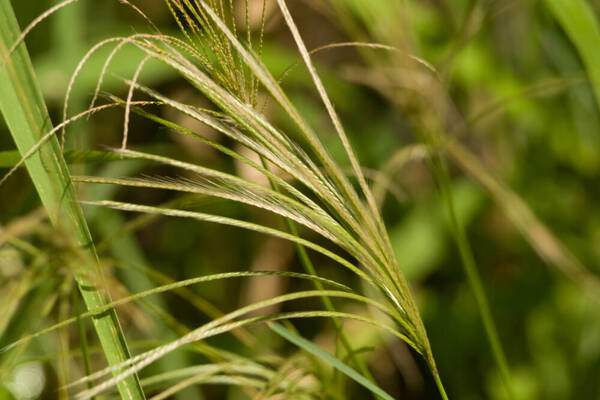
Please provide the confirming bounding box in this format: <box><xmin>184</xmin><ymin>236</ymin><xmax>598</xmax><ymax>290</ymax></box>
<box><xmin>0</xmin><ymin>1</ymin><xmax>145</xmax><ymax>399</ymax></box>
<box><xmin>259</xmin><ymin>157</ymin><xmax>380</xmax><ymax>397</ymax></box>
<box><xmin>430</xmin><ymin>153</ymin><xmax>514</xmax><ymax>399</ymax></box>
<box><xmin>433</xmin><ymin>371</ymin><xmax>449</xmax><ymax>400</ymax></box>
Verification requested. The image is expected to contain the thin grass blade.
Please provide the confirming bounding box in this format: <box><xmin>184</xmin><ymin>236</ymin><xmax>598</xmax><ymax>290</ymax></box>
<box><xmin>268</xmin><ymin>322</ymin><xmax>394</xmax><ymax>400</ymax></box>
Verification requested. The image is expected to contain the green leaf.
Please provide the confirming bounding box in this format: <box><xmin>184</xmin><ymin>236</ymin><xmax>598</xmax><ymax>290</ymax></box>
<box><xmin>0</xmin><ymin>150</ymin><xmax>20</xmax><ymax>168</ymax></box>
<box><xmin>0</xmin><ymin>1</ymin><xmax>145</xmax><ymax>399</ymax></box>
<box><xmin>545</xmin><ymin>0</ymin><xmax>600</xmax><ymax>111</ymax></box>
<box><xmin>268</xmin><ymin>322</ymin><xmax>395</xmax><ymax>400</ymax></box>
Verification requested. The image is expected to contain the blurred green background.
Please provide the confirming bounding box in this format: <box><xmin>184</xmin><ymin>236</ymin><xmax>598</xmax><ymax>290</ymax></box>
<box><xmin>1</xmin><ymin>0</ymin><xmax>600</xmax><ymax>399</ymax></box>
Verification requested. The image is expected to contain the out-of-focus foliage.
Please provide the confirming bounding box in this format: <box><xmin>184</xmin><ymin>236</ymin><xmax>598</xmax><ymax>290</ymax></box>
<box><xmin>1</xmin><ymin>0</ymin><xmax>600</xmax><ymax>399</ymax></box>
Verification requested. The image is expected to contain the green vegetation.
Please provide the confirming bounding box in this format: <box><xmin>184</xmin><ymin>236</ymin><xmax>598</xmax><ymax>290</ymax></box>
<box><xmin>1</xmin><ymin>1</ymin><xmax>600</xmax><ymax>399</ymax></box>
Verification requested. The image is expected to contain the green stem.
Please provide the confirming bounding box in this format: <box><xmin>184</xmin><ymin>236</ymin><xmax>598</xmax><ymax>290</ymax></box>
<box><xmin>430</xmin><ymin>153</ymin><xmax>515</xmax><ymax>399</ymax></box>
<box><xmin>258</xmin><ymin>157</ymin><xmax>381</xmax><ymax>397</ymax></box>
<box><xmin>0</xmin><ymin>2</ymin><xmax>145</xmax><ymax>399</ymax></box>
<box><xmin>433</xmin><ymin>369</ymin><xmax>450</xmax><ymax>400</ymax></box>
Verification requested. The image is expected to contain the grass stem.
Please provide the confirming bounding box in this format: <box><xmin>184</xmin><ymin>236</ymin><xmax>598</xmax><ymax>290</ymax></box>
<box><xmin>430</xmin><ymin>152</ymin><xmax>514</xmax><ymax>399</ymax></box>
<box><xmin>259</xmin><ymin>156</ymin><xmax>381</xmax><ymax>398</ymax></box>
<box><xmin>433</xmin><ymin>370</ymin><xmax>449</xmax><ymax>400</ymax></box>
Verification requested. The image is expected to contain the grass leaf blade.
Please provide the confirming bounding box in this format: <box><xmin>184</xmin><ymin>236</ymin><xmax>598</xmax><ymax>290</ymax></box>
<box><xmin>0</xmin><ymin>1</ymin><xmax>145</xmax><ymax>398</ymax></box>
<box><xmin>268</xmin><ymin>322</ymin><xmax>395</xmax><ymax>400</ymax></box>
<box><xmin>545</xmin><ymin>0</ymin><xmax>600</xmax><ymax>111</ymax></box>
